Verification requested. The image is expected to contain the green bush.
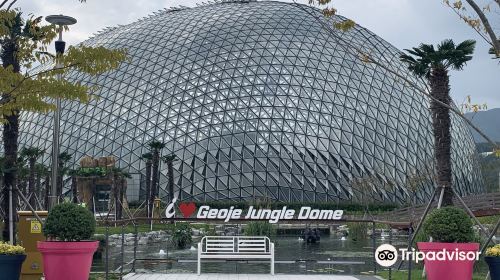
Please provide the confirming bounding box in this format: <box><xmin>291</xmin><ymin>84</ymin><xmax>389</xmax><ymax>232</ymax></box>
<box><xmin>201</xmin><ymin>224</ymin><xmax>216</xmax><ymax>237</ymax></box>
<box><xmin>348</xmin><ymin>222</ymin><xmax>369</xmax><ymax>241</ymax></box>
<box><xmin>44</xmin><ymin>202</ymin><xmax>96</xmax><ymax>241</ymax></box>
<box><xmin>422</xmin><ymin>206</ymin><xmax>474</xmax><ymax>243</ymax></box>
<box><xmin>171</xmin><ymin>223</ymin><xmax>192</xmax><ymax>249</ymax></box>
<box><xmin>244</xmin><ymin>222</ymin><xmax>276</xmax><ymax>237</ymax></box>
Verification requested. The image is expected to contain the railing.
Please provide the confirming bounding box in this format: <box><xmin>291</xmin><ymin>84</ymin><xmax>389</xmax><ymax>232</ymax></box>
<box><xmin>95</xmin><ymin>217</ymin><xmax>411</xmax><ymax>280</ymax></box>
<box><xmin>379</xmin><ymin>192</ymin><xmax>500</xmax><ymax>222</ymax></box>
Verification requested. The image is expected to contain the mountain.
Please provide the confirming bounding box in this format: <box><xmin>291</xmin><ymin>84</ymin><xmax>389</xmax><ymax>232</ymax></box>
<box><xmin>465</xmin><ymin>108</ymin><xmax>500</xmax><ymax>143</ymax></box>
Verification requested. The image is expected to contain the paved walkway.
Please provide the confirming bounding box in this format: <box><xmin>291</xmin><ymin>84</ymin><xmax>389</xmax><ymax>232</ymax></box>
<box><xmin>123</xmin><ymin>273</ymin><xmax>382</xmax><ymax>280</ymax></box>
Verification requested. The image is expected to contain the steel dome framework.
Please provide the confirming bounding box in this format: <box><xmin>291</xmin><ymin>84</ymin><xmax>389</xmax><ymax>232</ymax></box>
<box><xmin>18</xmin><ymin>0</ymin><xmax>483</xmax><ymax>203</ymax></box>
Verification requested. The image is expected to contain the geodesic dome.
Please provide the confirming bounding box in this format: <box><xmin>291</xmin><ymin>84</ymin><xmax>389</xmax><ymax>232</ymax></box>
<box><xmin>17</xmin><ymin>0</ymin><xmax>483</xmax><ymax>203</ymax></box>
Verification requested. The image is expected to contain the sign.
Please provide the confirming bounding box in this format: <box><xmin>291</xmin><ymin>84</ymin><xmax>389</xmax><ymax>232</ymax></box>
<box><xmin>30</xmin><ymin>220</ymin><xmax>42</xmax><ymax>234</ymax></box>
<box><xmin>165</xmin><ymin>198</ymin><xmax>343</xmax><ymax>223</ymax></box>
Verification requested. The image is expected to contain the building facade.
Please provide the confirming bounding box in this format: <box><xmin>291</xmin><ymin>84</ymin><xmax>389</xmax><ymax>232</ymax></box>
<box><xmin>18</xmin><ymin>0</ymin><xmax>483</xmax><ymax>203</ymax></box>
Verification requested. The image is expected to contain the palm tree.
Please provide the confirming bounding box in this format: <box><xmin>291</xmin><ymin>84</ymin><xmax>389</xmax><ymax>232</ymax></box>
<box><xmin>148</xmin><ymin>141</ymin><xmax>165</xmax><ymax>205</ymax></box>
<box><xmin>57</xmin><ymin>152</ymin><xmax>72</xmax><ymax>200</ymax></box>
<box><xmin>68</xmin><ymin>169</ymin><xmax>78</xmax><ymax>203</ymax></box>
<box><xmin>141</xmin><ymin>152</ymin><xmax>153</xmax><ymax>217</ymax></box>
<box><xmin>35</xmin><ymin>163</ymin><xmax>49</xmax><ymax>207</ymax></box>
<box><xmin>162</xmin><ymin>154</ymin><xmax>178</xmax><ymax>202</ymax></box>
<box><xmin>19</xmin><ymin>147</ymin><xmax>44</xmax><ymax>207</ymax></box>
<box><xmin>400</xmin><ymin>39</ymin><xmax>476</xmax><ymax>206</ymax></box>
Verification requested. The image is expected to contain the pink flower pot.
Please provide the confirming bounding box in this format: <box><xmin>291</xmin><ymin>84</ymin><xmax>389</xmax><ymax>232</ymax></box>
<box><xmin>37</xmin><ymin>241</ymin><xmax>98</xmax><ymax>280</ymax></box>
<box><xmin>417</xmin><ymin>242</ymin><xmax>479</xmax><ymax>280</ymax></box>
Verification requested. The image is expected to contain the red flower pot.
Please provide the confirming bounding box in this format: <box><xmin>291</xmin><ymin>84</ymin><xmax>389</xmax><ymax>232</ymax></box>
<box><xmin>417</xmin><ymin>242</ymin><xmax>479</xmax><ymax>280</ymax></box>
<box><xmin>37</xmin><ymin>241</ymin><xmax>98</xmax><ymax>280</ymax></box>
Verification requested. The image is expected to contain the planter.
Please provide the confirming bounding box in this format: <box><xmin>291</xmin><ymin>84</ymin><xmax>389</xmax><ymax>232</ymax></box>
<box><xmin>486</xmin><ymin>257</ymin><xmax>500</xmax><ymax>280</ymax></box>
<box><xmin>0</xmin><ymin>254</ymin><xmax>26</xmax><ymax>280</ymax></box>
<box><xmin>37</xmin><ymin>241</ymin><xmax>98</xmax><ymax>280</ymax></box>
<box><xmin>417</xmin><ymin>242</ymin><xmax>479</xmax><ymax>280</ymax></box>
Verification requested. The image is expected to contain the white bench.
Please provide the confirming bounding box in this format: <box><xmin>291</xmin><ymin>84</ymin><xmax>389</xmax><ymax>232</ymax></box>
<box><xmin>197</xmin><ymin>236</ymin><xmax>274</xmax><ymax>275</ymax></box>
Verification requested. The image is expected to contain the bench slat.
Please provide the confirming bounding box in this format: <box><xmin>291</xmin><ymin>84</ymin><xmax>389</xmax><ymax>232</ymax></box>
<box><xmin>238</xmin><ymin>249</ymin><xmax>267</xmax><ymax>251</ymax></box>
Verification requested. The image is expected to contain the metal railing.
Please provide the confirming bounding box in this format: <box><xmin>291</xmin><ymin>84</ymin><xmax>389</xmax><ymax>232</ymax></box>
<box><xmin>96</xmin><ymin>217</ymin><xmax>412</xmax><ymax>280</ymax></box>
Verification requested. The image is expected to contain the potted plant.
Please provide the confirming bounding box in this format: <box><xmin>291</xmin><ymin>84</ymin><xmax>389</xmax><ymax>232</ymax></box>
<box><xmin>37</xmin><ymin>202</ymin><xmax>97</xmax><ymax>280</ymax></box>
<box><xmin>0</xmin><ymin>242</ymin><xmax>26</xmax><ymax>280</ymax></box>
<box><xmin>418</xmin><ymin>206</ymin><xmax>479</xmax><ymax>280</ymax></box>
<box><xmin>485</xmin><ymin>244</ymin><xmax>500</xmax><ymax>280</ymax></box>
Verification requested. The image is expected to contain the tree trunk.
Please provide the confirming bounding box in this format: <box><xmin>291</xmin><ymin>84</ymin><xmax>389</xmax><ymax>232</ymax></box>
<box><xmin>430</xmin><ymin>67</ymin><xmax>453</xmax><ymax>206</ymax></box>
<box><xmin>167</xmin><ymin>160</ymin><xmax>174</xmax><ymax>201</ymax></box>
<box><xmin>1</xmin><ymin>40</ymin><xmax>20</xmax><ymax>243</ymax></box>
<box><xmin>35</xmin><ymin>170</ymin><xmax>42</xmax><ymax>207</ymax></box>
<box><xmin>145</xmin><ymin>161</ymin><xmax>152</xmax><ymax>218</ymax></box>
<box><xmin>117</xmin><ymin>178</ymin><xmax>124</xmax><ymax>220</ymax></box>
<box><xmin>2</xmin><ymin>114</ymin><xmax>19</xmax><ymax>243</ymax></box>
<box><xmin>151</xmin><ymin>151</ymin><xmax>159</xmax><ymax>210</ymax></box>
<box><xmin>44</xmin><ymin>174</ymin><xmax>50</xmax><ymax>209</ymax></box>
<box><xmin>57</xmin><ymin>161</ymin><xmax>64</xmax><ymax>200</ymax></box>
<box><xmin>113</xmin><ymin>175</ymin><xmax>120</xmax><ymax>220</ymax></box>
<box><xmin>28</xmin><ymin>158</ymin><xmax>36</xmax><ymax>207</ymax></box>
<box><xmin>71</xmin><ymin>175</ymin><xmax>78</xmax><ymax>203</ymax></box>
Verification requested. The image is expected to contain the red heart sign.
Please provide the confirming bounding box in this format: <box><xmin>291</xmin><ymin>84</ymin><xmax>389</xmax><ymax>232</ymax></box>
<box><xmin>179</xmin><ymin>202</ymin><xmax>197</xmax><ymax>218</ymax></box>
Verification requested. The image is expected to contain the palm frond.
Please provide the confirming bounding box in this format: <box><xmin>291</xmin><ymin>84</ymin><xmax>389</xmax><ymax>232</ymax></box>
<box><xmin>401</xmin><ymin>39</ymin><xmax>476</xmax><ymax>78</ymax></box>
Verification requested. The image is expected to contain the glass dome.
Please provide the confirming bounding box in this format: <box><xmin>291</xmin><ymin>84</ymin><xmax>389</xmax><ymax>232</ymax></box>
<box><xmin>18</xmin><ymin>0</ymin><xmax>483</xmax><ymax>203</ymax></box>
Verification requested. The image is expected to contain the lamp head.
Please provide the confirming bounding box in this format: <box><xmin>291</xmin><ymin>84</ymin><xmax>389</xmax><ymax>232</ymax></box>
<box><xmin>45</xmin><ymin>15</ymin><xmax>77</xmax><ymax>26</ymax></box>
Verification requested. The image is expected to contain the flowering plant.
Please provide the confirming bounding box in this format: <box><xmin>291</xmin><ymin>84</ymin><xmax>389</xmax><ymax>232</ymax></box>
<box><xmin>486</xmin><ymin>244</ymin><xmax>500</xmax><ymax>257</ymax></box>
<box><xmin>0</xmin><ymin>242</ymin><xmax>25</xmax><ymax>255</ymax></box>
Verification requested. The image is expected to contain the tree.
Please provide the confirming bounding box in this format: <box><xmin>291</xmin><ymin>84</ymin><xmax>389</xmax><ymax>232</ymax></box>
<box><xmin>57</xmin><ymin>151</ymin><xmax>72</xmax><ymax>200</ymax></box>
<box><xmin>148</xmin><ymin>141</ymin><xmax>165</xmax><ymax>205</ymax></box>
<box><xmin>0</xmin><ymin>7</ymin><xmax>126</xmax><ymax>243</ymax></box>
<box><xmin>68</xmin><ymin>169</ymin><xmax>78</xmax><ymax>203</ymax></box>
<box><xmin>111</xmin><ymin>167</ymin><xmax>131</xmax><ymax>220</ymax></box>
<box><xmin>400</xmin><ymin>39</ymin><xmax>476</xmax><ymax>206</ymax></box>
<box><xmin>162</xmin><ymin>154</ymin><xmax>178</xmax><ymax>202</ymax></box>
<box><xmin>18</xmin><ymin>147</ymin><xmax>44</xmax><ymax>207</ymax></box>
<box><xmin>140</xmin><ymin>152</ymin><xmax>152</xmax><ymax>217</ymax></box>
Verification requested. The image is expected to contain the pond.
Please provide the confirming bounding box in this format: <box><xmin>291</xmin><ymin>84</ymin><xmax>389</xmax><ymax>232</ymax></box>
<box><xmin>91</xmin><ymin>233</ymin><xmax>411</xmax><ymax>275</ymax></box>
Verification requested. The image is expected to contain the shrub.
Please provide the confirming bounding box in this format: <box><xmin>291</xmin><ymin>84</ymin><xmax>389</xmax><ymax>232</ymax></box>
<box><xmin>348</xmin><ymin>222</ymin><xmax>369</xmax><ymax>241</ymax></box>
<box><xmin>201</xmin><ymin>224</ymin><xmax>216</xmax><ymax>237</ymax></box>
<box><xmin>422</xmin><ymin>206</ymin><xmax>474</xmax><ymax>243</ymax></box>
<box><xmin>171</xmin><ymin>223</ymin><xmax>192</xmax><ymax>249</ymax></box>
<box><xmin>0</xmin><ymin>242</ymin><xmax>25</xmax><ymax>255</ymax></box>
<box><xmin>244</xmin><ymin>222</ymin><xmax>276</xmax><ymax>237</ymax></box>
<box><xmin>44</xmin><ymin>202</ymin><xmax>96</xmax><ymax>241</ymax></box>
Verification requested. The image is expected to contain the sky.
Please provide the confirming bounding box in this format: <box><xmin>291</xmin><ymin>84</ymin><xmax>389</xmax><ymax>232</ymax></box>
<box><xmin>17</xmin><ymin>0</ymin><xmax>500</xmax><ymax>108</ymax></box>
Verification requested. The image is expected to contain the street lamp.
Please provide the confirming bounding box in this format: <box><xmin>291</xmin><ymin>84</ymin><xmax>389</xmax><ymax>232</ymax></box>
<box><xmin>45</xmin><ymin>15</ymin><xmax>77</xmax><ymax>210</ymax></box>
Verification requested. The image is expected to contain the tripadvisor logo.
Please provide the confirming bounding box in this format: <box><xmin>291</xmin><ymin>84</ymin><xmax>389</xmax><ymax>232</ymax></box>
<box><xmin>375</xmin><ymin>244</ymin><xmax>482</xmax><ymax>267</ymax></box>
<box><xmin>375</xmin><ymin>244</ymin><xmax>398</xmax><ymax>267</ymax></box>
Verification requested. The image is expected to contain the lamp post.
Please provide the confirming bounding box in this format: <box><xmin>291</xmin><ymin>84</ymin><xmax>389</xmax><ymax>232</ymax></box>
<box><xmin>45</xmin><ymin>15</ymin><xmax>77</xmax><ymax>210</ymax></box>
